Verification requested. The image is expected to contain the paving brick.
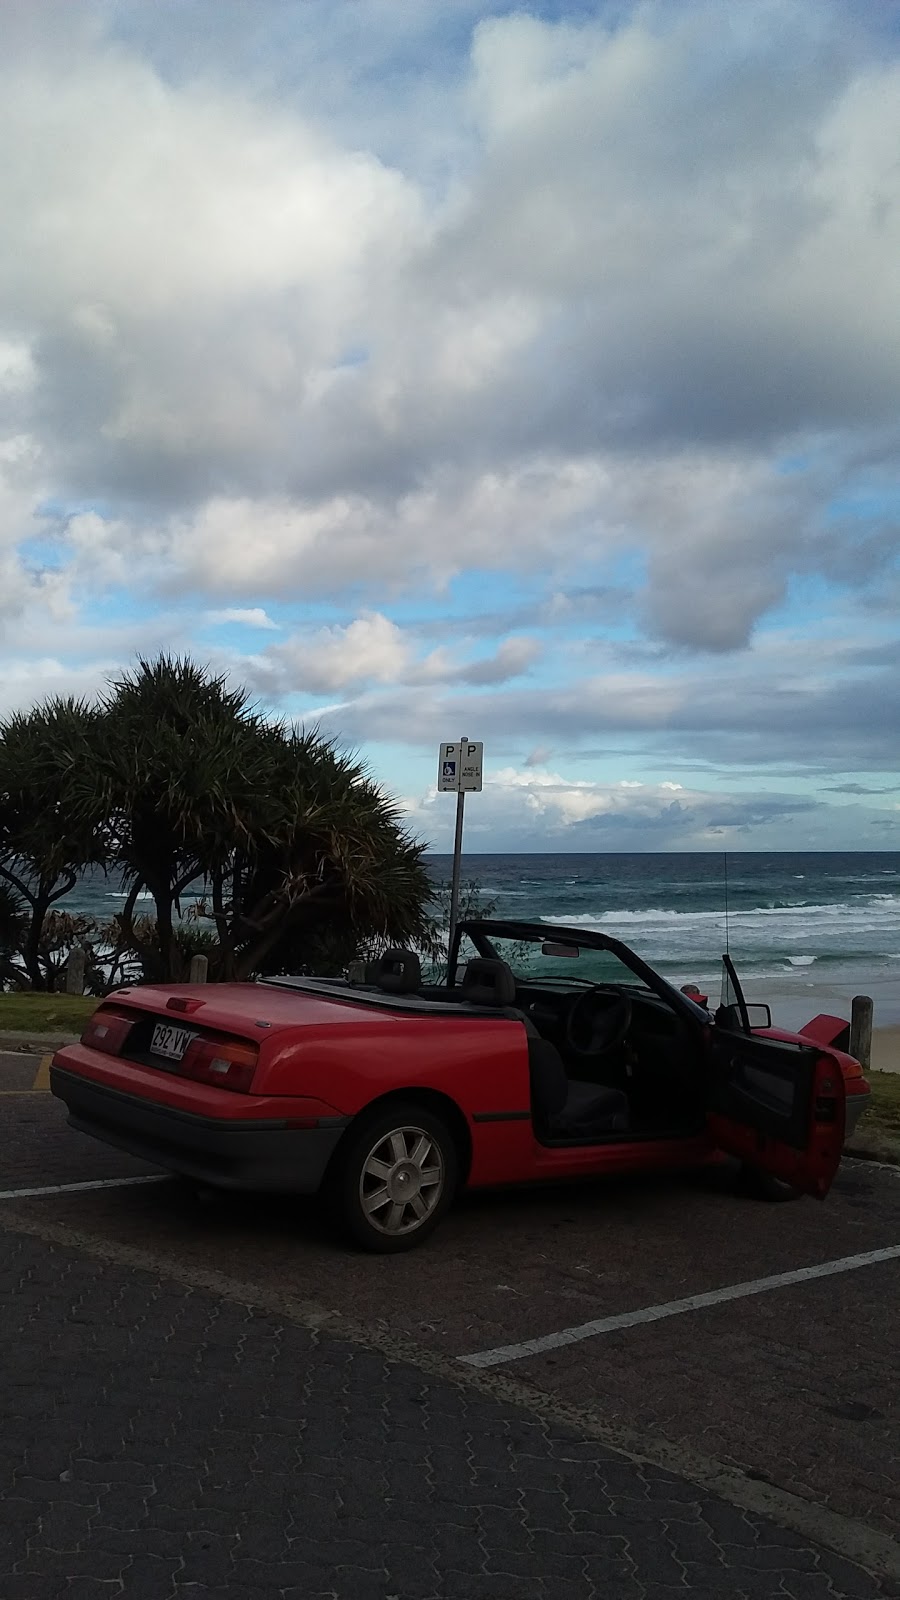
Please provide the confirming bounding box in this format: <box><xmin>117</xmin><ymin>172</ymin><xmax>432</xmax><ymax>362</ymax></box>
<box><xmin>0</xmin><ymin>1228</ymin><xmax>895</xmax><ymax>1600</ymax></box>
<box><xmin>807</xmin><ymin>1554</ymin><xmax>896</xmax><ymax>1599</ymax></box>
<box><xmin>0</xmin><ymin>1579</ymin><xmax>70</xmax><ymax>1600</ymax></box>
<box><xmin>61</xmin><ymin>1583</ymin><xmax>124</xmax><ymax>1600</ymax></box>
<box><xmin>32</xmin><ymin>1504</ymin><xmax>95</xmax><ymax>1553</ymax></box>
<box><xmin>723</xmin><ymin>1542</ymin><xmax>823</xmax><ymax>1572</ymax></box>
<box><xmin>120</xmin><ymin>1554</ymin><xmax>182</xmax><ymax>1597</ymax></box>
<box><xmin>665</xmin><ymin>1521</ymin><xmax>727</xmax><ymax>1565</ymax></box>
<box><xmin>13</xmin><ymin>1475</ymin><xmax>100</xmax><ymax>1508</ymax></box>
<box><xmin>442</xmin><ymin>1571</ymin><xmax>548</xmax><ymax>1600</ymax></box>
<box><xmin>18</xmin><ymin>1547</ymin><xmax>127</xmax><ymax>1580</ymax></box>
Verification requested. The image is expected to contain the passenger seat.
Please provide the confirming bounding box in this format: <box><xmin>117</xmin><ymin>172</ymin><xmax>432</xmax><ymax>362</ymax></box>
<box><xmin>460</xmin><ymin>959</ymin><xmax>629</xmax><ymax>1138</ymax></box>
<box><xmin>368</xmin><ymin>949</ymin><xmax>422</xmax><ymax>993</ymax></box>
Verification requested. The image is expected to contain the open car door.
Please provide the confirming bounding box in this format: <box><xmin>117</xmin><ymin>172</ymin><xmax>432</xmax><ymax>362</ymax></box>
<box><xmin>707</xmin><ymin>954</ymin><xmax>845</xmax><ymax>1198</ymax></box>
<box><xmin>707</xmin><ymin>1022</ymin><xmax>845</xmax><ymax>1200</ymax></box>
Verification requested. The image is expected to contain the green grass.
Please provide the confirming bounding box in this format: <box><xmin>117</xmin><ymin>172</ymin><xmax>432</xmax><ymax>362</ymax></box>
<box><xmin>0</xmin><ymin>992</ymin><xmax>97</xmax><ymax>1032</ymax></box>
<box><xmin>847</xmin><ymin>1069</ymin><xmax>900</xmax><ymax>1163</ymax></box>
<box><xmin>865</xmin><ymin>1070</ymin><xmax>900</xmax><ymax>1135</ymax></box>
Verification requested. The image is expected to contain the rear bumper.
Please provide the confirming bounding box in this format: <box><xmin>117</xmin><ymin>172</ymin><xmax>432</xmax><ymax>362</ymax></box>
<box><xmin>50</xmin><ymin>1066</ymin><xmax>348</xmax><ymax>1193</ymax></box>
<box><xmin>844</xmin><ymin>1088</ymin><xmax>870</xmax><ymax>1142</ymax></box>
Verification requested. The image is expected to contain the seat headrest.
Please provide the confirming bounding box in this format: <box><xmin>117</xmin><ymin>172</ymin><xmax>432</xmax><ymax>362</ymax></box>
<box><xmin>461</xmin><ymin>957</ymin><xmax>517</xmax><ymax>1008</ymax></box>
<box><xmin>370</xmin><ymin>948</ymin><xmax>422</xmax><ymax>994</ymax></box>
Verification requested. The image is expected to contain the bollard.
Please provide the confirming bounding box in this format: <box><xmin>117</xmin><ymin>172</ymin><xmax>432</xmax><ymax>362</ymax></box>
<box><xmin>849</xmin><ymin>994</ymin><xmax>873</xmax><ymax>1071</ymax></box>
<box><xmin>65</xmin><ymin>947</ymin><xmax>86</xmax><ymax>995</ymax></box>
<box><xmin>189</xmin><ymin>954</ymin><xmax>209</xmax><ymax>984</ymax></box>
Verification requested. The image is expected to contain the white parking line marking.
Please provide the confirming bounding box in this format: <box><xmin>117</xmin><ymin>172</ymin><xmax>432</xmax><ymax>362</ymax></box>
<box><xmin>0</xmin><ymin>1175</ymin><xmax>167</xmax><ymax>1201</ymax></box>
<box><xmin>459</xmin><ymin>1244</ymin><xmax>900</xmax><ymax>1368</ymax></box>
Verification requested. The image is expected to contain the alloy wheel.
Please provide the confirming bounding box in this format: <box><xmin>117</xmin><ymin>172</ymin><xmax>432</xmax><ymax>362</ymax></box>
<box><xmin>358</xmin><ymin>1124</ymin><xmax>445</xmax><ymax>1236</ymax></box>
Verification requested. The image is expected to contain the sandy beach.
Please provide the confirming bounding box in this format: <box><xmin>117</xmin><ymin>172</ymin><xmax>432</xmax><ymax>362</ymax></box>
<box><xmin>871</xmin><ymin>1025</ymin><xmax>900</xmax><ymax>1074</ymax></box>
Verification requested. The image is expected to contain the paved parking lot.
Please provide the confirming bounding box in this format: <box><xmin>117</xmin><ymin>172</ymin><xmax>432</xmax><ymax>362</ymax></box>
<box><xmin>1</xmin><ymin>1048</ymin><xmax>899</xmax><ymax>1596</ymax></box>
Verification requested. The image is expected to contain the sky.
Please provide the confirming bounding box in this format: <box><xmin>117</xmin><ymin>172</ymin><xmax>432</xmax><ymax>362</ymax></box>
<box><xmin>1</xmin><ymin>0</ymin><xmax>899</xmax><ymax>853</ymax></box>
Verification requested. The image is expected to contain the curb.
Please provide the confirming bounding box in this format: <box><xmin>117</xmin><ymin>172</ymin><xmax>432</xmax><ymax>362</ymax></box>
<box><xmin>844</xmin><ymin>1140</ymin><xmax>900</xmax><ymax>1168</ymax></box>
<box><xmin>0</xmin><ymin>1031</ymin><xmax>77</xmax><ymax>1053</ymax></box>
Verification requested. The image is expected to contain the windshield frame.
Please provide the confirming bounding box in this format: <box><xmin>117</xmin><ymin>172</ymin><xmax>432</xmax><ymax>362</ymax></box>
<box><xmin>452</xmin><ymin>918</ymin><xmax>712</xmax><ymax>1026</ymax></box>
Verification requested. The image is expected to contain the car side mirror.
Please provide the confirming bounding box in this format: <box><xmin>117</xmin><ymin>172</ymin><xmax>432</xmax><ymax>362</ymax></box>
<box><xmin>745</xmin><ymin>1003</ymin><xmax>772</xmax><ymax>1029</ymax></box>
<box><xmin>716</xmin><ymin>1001</ymin><xmax>772</xmax><ymax>1032</ymax></box>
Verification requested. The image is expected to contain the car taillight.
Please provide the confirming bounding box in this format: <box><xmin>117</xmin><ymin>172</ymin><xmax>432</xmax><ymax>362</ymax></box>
<box><xmin>180</xmin><ymin>1036</ymin><xmax>259</xmax><ymax>1093</ymax></box>
<box><xmin>81</xmin><ymin>1007</ymin><xmax>138</xmax><ymax>1055</ymax></box>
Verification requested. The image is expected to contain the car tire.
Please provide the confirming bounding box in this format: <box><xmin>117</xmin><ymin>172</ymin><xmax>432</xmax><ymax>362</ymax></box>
<box><xmin>739</xmin><ymin>1162</ymin><xmax>803</xmax><ymax>1202</ymax></box>
<box><xmin>331</xmin><ymin>1102</ymin><xmax>459</xmax><ymax>1253</ymax></box>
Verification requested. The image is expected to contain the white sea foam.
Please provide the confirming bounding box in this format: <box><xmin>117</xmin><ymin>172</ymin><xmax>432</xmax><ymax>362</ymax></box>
<box><xmin>538</xmin><ymin>894</ymin><xmax>900</xmax><ymax>970</ymax></box>
<box><xmin>542</xmin><ymin>894</ymin><xmax>898</xmax><ymax>931</ymax></box>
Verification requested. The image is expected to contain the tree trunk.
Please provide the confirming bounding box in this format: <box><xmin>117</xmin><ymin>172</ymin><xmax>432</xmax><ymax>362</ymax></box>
<box><xmin>23</xmin><ymin>891</ymin><xmax>50</xmax><ymax>990</ymax></box>
<box><xmin>116</xmin><ymin>879</ymin><xmax>145</xmax><ymax>948</ymax></box>
<box><xmin>210</xmin><ymin>867</ymin><xmax>237</xmax><ymax>981</ymax></box>
<box><xmin>154</xmin><ymin>891</ymin><xmax>178</xmax><ymax>981</ymax></box>
<box><xmin>232</xmin><ymin>886</ymin><xmax>342</xmax><ymax>980</ymax></box>
<box><xmin>233</xmin><ymin>918</ymin><xmax>292</xmax><ymax>981</ymax></box>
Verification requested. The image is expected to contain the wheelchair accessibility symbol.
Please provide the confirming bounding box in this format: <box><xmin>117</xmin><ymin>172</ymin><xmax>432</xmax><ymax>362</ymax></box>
<box><xmin>438</xmin><ymin>740</ymin><xmax>483</xmax><ymax>792</ymax></box>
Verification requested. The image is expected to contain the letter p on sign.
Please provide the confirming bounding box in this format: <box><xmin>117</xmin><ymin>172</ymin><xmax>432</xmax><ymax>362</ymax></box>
<box><xmin>437</xmin><ymin>741</ymin><xmax>483</xmax><ymax>792</ymax></box>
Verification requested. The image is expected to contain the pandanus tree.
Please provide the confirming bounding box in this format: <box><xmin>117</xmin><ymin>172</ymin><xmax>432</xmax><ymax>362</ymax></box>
<box><xmin>75</xmin><ymin>656</ymin><xmax>435</xmax><ymax>983</ymax></box>
<box><xmin>74</xmin><ymin>656</ymin><xmax>269</xmax><ymax>982</ymax></box>
<box><xmin>0</xmin><ymin>699</ymin><xmax>108</xmax><ymax>989</ymax></box>
<box><xmin>205</xmin><ymin>724</ymin><xmax>437</xmax><ymax>980</ymax></box>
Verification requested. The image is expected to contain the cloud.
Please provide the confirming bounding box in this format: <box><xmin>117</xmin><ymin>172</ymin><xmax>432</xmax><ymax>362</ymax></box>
<box><xmin>402</xmin><ymin>764</ymin><xmax>826</xmax><ymax>851</ymax></box>
<box><xmin>240</xmin><ymin>611</ymin><xmax>540</xmax><ymax>695</ymax></box>
<box><xmin>822</xmin><ymin>781</ymin><xmax>900</xmax><ymax>796</ymax></box>
<box><xmin>0</xmin><ymin>2</ymin><xmax>897</xmax><ymax>651</ymax></box>
<box><xmin>256</xmin><ymin>612</ymin><xmax>411</xmax><ymax>694</ymax></box>
<box><xmin>427</xmin><ymin>635</ymin><xmax>541</xmax><ymax>686</ymax></box>
<box><xmin>0</xmin><ymin>654</ymin><xmax>115</xmax><ymax>718</ymax></box>
<box><xmin>205</xmin><ymin>608</ymin><xmax>279</xmax><ymax>630</ymax></box>
<box><xmin>524</xmin><ymin>746</ymin><xmax>553</xmax><ymax>768</ymax></box>
<box><xmin>0</xmin><ymin>0</ymin><xmax>898</xmax><ymax>850</ymax></box>
<box><xmin>308</xmin><ymin>625</ymin><xmax>900</xmax><ymax>777</ymax></box>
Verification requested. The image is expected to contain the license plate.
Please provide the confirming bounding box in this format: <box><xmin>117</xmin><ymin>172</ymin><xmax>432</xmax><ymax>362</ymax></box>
<box><xmin>150</xmin><ymin>1022</ymin><xmax>196</xmax><ymax>1062</ymax></box>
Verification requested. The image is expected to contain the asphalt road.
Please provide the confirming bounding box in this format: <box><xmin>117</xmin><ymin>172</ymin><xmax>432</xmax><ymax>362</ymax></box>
<box><xmin>1</xmin><ymin>1048</ymin><xmax>899</xmax><ymax>1598</ymax></box>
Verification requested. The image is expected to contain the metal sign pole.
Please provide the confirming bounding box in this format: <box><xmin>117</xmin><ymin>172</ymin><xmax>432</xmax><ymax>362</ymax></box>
<box><xmin>447</xmin><ymin>735</ymin><xmax>467</xmax><ymax>969</ymax></box>
<box><xmin>438</xmin><ymin>734</ymin><xmax>482</xmax><ymax>981</ymax></box>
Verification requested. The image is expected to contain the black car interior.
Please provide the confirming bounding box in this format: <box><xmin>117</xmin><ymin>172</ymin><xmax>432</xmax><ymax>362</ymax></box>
<box><xmin>363</xmin><ymin>947</ymin><xmax>705</xmax><ymax>1145</ymax></box>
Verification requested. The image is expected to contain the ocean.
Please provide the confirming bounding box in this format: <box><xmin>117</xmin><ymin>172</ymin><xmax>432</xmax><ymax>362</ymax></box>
<box><xmin>58</xmin><ymin>852</ymin><xmax>900</xmax><ymax>1030</ymax></box>
<box><xmin>426</xmin><ymin>852</ymin><xmax>900</xmax><ymax>1029</ymax></box>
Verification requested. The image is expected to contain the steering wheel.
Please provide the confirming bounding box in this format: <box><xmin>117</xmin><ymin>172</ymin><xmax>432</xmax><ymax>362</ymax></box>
<box><xmin>565</xmin><ymin>988</ymin><xmax>633</xmax><ymax>1060</ymax></box>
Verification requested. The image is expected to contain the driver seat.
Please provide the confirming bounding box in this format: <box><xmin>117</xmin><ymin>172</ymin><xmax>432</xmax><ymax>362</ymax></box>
<box><xmin>530</xmin><ymin>1040</ymin><xmax>630</xmax><ymax>1138</ymax></box>
<box><xmin>461</xmin><ymin>959</ymin><xmax>630</xmax><ymax>1138</ymax></box>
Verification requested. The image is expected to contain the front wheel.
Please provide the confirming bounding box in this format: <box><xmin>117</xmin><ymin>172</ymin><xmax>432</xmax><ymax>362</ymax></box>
<box><xmin>739</xmin><ymin>1162</ymin><xmax>803</xmax><ymax>1202</ymax></box>
<box><xmin>331</xmin><ymin>1103</ymin><xmax>458</xmax><ymax>1252</ymax></box>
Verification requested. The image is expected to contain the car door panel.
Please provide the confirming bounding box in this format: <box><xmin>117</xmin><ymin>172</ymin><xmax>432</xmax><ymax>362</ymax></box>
<box><xmin>707</xmin><ymin>1031</ymin><xmax>845</xmax><ymax>1197</ymax></box>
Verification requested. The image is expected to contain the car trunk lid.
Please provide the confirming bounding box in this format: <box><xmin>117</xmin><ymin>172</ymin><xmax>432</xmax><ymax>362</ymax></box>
<box><xmin>80</xmin><ymin>981</ymin><xmax>414</xmax><ymax>1092</ymax></box>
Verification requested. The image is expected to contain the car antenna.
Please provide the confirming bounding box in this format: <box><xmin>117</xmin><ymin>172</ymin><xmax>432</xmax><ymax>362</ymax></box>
<box><xmin>723</xmin><ymin>850</ymin><xmax>730</xmax><ymax>956</ymax></box>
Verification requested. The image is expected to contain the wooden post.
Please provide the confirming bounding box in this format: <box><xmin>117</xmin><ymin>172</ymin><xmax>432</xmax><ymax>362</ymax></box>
<box><xmin>189</xmin><ymin>954</ymin><xmax>209</xmax><ymax>985</ymax></box>
<box><xmin>65</xmin><ymin>947</ymin><xmax>86</xmax><ymax>995</ymax></box>
<box><xmin>849</xmin><ymin>995</ymin><xmax>873</xmax><ymax>1071</ymax></box>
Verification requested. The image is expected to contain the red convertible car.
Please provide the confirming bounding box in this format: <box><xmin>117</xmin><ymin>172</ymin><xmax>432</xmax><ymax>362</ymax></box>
<box><xmin>50</xmin><ymin>920</ymin><xmax>870</xmax><ymax>1252</ymax></box>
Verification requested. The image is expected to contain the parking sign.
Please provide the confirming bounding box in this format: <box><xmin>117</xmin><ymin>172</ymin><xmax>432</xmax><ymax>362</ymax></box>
<box><xmin>438</xmin><ymin>737</ymin><xmax>484</xmax><ymax>959</ymax></box>
<box><xmin>437</xmin><ymin>741</ymin><xmax>483</xmax><ymax>792</ymax></box>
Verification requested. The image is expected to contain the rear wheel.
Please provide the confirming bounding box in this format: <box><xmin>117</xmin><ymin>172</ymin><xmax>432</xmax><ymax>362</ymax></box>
<box><xmin>331</xmin><ymin>1103</ymin><xmax>458</xmax><ymax>1253</ymax></box>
